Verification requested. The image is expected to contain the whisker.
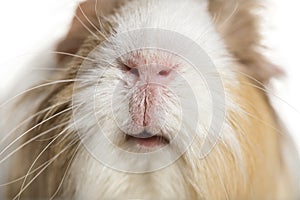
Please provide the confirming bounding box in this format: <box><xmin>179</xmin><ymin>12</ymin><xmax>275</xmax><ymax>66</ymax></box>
<box><xmin>0</xmin><ymin>100</ymin><xmax>71</xmax><ymax>146</ymax></box>
<box><xmin>50</xmin><ymin>143</ymin><xmax>80</xmax><ymax>200</ymax></box>
<box><xmin>78</xmin><ymin>2</ymin><xmax>108</xmax><ymax>40</ymax></box>
<box><xmin>211</xmin><ymin>9</ymin><xmax>222</xmax><ymax>27</ymax></box>
<box><xmin>18</xmin><ymin>122</ymin><xmax>76</xmax><ymax>199</ymax></box>
<box><xmin>30</xmin><ymin>67</ymin><xmax>101</xmax><ymax>73</ymax></box>
<box><xmin>235</xmin><ymin>70</ymin><xmax>300</xmax><ymax>115</ymax></box>
<box><xmin>226</xmin><ymin>112</ymin><xmax>261</xmax><ymax>157</ymax></box>
<box><xmin>19</xmin><ymin>107</ymin><xmax>87</xmax><ymax>189</ymax></box>
<box><xmin>12</xmin><ymin>141</ymin><xmax>79</xmax><ymax>200</ymax></box>
<box><xmin>0</xmin><ymin>79</ymin><xmax>82</xmax><ymax>110</ymax></box>
<box><xmin>95</xmin><ymin>0</ymin><xmax>107</xmax><ymax>37</ymax></box>
<box><xmin>239</xmin><ymin>101</ymin><xmax>286</xmax><ymax>136</ymax></box>
<box><xmin>35</xmin><ymin>135</ymin><xmax>61</xmax><ymax>142</ymax></box>
<box><xmin>0</xmin><ymin>121</ymin><xmax>69</xmax><ymax>166</ymax></box>
<box><xmin>0</xmin><ymin>103</ymin><xmax>82</xmax><ymax>163</ymax></box>
<box><xmin>232</xmin><ymin>70</ymin><xmax>265</xmax><ymax>89</ymax></box>
<box><xmin>74</xmin><ymin>11</ymin><xmax>100</xmax><ymax>40</ymax></box>
<box><xmin>48</xmin><ymin>51</ymin><xmax>96</xmax><ymax>62</ymax></box>
<box><xmin>55</xmin><ymin>111</ymin><xmax>93</xmax><ymax>145</ymax></box>
<box><xmin>1</xmin><ymin>108</ymin><xmax>86</xmax><ymax>187</ymax></box>
<box><xmin>0</xmin><ymin>156</ymin><xmax>53</xmax><ymax>187</ymax></box>
<box><xmin>218</xmin><ymin>2</ymin><xmax>239</xmax><ymax>32</ymax></box>
<box><xmin>16</xmin><ymin>108</ymin><xmax>90</xmax><ymax>199</ymax></box>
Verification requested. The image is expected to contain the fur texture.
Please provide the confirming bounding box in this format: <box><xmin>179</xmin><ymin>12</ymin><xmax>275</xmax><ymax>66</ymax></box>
<box><xmin>4</xmin><ymin>0</ymin><xmax>299</xmax><ymax>199</ymax></box>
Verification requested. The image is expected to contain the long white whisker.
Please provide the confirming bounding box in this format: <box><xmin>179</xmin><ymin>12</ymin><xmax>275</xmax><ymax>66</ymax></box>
<box><xmin>49</xmin><ymin>144</ymin><xmax>80</xmax><ymax>200</ymax></box>
<box><xmin>48</xmin><ymin>51</ymin><xmax>96</xmax><ymax>62</ymax></box>
<box><xmin>16</xmin><ymin>109</ymin><xmax>89</xmax><ymax>200</ymax></box>
<box><xmin>239</xmin><ymin>103</ymin><xmax>285</xmax><ymax>136</ymax></box>
<box><xmin>235</xmin><ymin>71</ymin><xmax>300</xmax><ymax>115</ymax></box>
<box><xmin>74</xmin><ymin>11</ymin><xmax>100</xmax><ymax>40</ymax></box>
<box><xmin>0</xmin><ymin>159</ymin><xmax>49</xmax><ymax>187</ymax></box>
<box><xmin>0</xmin><ymin>100</ymin><xmax>71</xmax><ymax>146</ymax></box>
<box><xmin>12</xmin><ymin>141</ymin><xmax>79</xmax><ymax>200</ymax></box>
<box><xmin>95</xmin><ymin>0</ymin><xmax>108</xmax><ymax>39</ymax></box>
<box><xmin>0</xmin><ymin>121</ymin><xmax>69</xmax><ymax>166</ymax></box>
<box><xmin>18</xmin><ymin>125</ymin><xmax>73</xmax><ymax>200</ymax></box>
<box><xmin>0</xmin><ymin>110</ymin><xmax>86</xmax><ymax>187</ymax></box>
<box><xmin>218</xmin><ymin>2</ymin><xmax>239</xmax><ymax>32</ymax></box>
<box><xmin>78</xmin><ymin>2</ymin><xmax>108</xmax><ymax>40</ymax></box>
<box><xmin>0</xmin><ymin>104</ymin><xmax>82</xmax><ymax>162</ymax></box>
<box><xmin>0</xmin><ymin>79</ymin><xmax>81</xmax><ymax>109</ymax></box>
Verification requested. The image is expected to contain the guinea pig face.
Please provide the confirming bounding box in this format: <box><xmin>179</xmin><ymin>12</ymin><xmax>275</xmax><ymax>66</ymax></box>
<box><xmin>70</xmin><ymin>0</ymin><xmax>238</xmax><ymax>173</ymax></box>
<box><xmin>5</xmin><ymin>0</ymin><xmax>299</xmax><ymax>199</ymax></box>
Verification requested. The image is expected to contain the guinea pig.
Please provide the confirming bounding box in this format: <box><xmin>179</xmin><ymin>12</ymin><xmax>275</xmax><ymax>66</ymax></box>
<box><xmin>1</xmin><ymin>0</ymin><xmax>299</xmax><ymax>199</ymax></box>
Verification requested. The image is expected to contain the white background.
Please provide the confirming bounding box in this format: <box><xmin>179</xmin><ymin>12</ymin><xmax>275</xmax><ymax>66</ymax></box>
<box><xmin>0</xmin><ymin>0</ymin><xmax>299</xmax><ymax>153</ymax></box>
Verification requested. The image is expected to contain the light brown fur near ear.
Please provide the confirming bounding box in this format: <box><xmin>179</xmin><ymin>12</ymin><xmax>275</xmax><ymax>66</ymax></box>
<box><xmin>209</xmin><ymin>0</ymin><xmax>283</xmax><ymax>82</ymax></box>
<box><xmin>56</xmin><ymin>0</ymin><xmax>121</xmax><ymax>65</ymax></box>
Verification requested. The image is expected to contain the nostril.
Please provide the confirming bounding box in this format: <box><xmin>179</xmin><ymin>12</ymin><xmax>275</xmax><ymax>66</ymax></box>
<box><xmin>123</xmin><ymin>63</ymin><xmax>140</xmax><ymax>77</ymax></box>
<box><xmin>158</xmin><ymin>70</ymin><xmax>170</xmax><ymax>76</ymax></box>
<box><xmin>130</xmin><ymin>68</ymin><xmax>140</xmax><ymax>77</ymax></box>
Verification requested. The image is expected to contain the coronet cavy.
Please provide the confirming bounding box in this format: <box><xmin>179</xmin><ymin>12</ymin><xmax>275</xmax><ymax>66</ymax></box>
<box><xmin>2</xmin><ymin>0</ymin><xmax>300</xmax><ymax>199</ymax></box>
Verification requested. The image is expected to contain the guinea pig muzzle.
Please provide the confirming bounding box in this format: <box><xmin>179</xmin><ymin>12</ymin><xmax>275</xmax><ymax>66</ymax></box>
<box><xmin>125</xmin><ymin>130</ymin><xmax>170</xmax><ymax>148</ymax></box>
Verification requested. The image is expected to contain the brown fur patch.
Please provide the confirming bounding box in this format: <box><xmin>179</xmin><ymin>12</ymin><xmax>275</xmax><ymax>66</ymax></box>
<box><xmin>209</xmin><ymin>0</ymin><xmax>283</xmax><ymax>82</ymax></box>
<box><xmin>56</xmin><ymin>0</ymin><xmax>123</xmax><ymax>65</ymax></box>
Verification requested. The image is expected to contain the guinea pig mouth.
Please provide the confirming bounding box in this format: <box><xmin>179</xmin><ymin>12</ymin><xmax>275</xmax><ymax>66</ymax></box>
<box><xmin>125</xmin><ymin>131</ymin><xmax>170</xmax><ymax>148</ymax></box>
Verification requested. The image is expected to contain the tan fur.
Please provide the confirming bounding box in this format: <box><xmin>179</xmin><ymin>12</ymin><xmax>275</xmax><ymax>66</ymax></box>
<box><xmin>6</xmin><ymin>0</ymin><xmax>298</xmax><ymax>199</ymax></box>
<box><xmin>56</xmin><ymin>0</ymin><xmax>123</xmax><ymax>65</ymax></box>
<box><xmin>225</xmin><ymin>74</ymin><xmax>294</xmax><ymax>199</ymax></box>
<box><xmin>209</xmin><ymin>0</ymin><xmax>283</xmax><ymax>82</ymax></box>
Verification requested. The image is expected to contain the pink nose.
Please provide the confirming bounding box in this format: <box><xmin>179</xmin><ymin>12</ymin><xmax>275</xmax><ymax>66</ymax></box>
<box><xmin>126</xmin><ymin>64</ymin><xmax>174</xmax><ymax>128</ymax></box>
<box><xmin>125</xmin><ymin>63</ymin><xmax>173</xmax><ymax>84</ymax></box>
<box><xmin>129</xmin><ymin>84</ymin><xmax>156</xmax><ymax>127</ymax></box>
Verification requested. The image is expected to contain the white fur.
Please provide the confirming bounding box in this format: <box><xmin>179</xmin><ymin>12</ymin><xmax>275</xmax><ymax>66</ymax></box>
<box><xmin>64</xmin><ymin>0</ymin><xmax>242</xmax><ymax>199</ymax></box>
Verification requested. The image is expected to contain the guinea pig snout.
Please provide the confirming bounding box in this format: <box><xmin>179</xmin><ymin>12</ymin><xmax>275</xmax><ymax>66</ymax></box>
<box><xmin>125</xmin><ymin>63</ymin><xmax>175</xmax><ymax>85</ymax></box>
<box><xmin>129</xmin><ymin>84</ymin><xmax>160</xmax><ymax>127</ymax></box>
